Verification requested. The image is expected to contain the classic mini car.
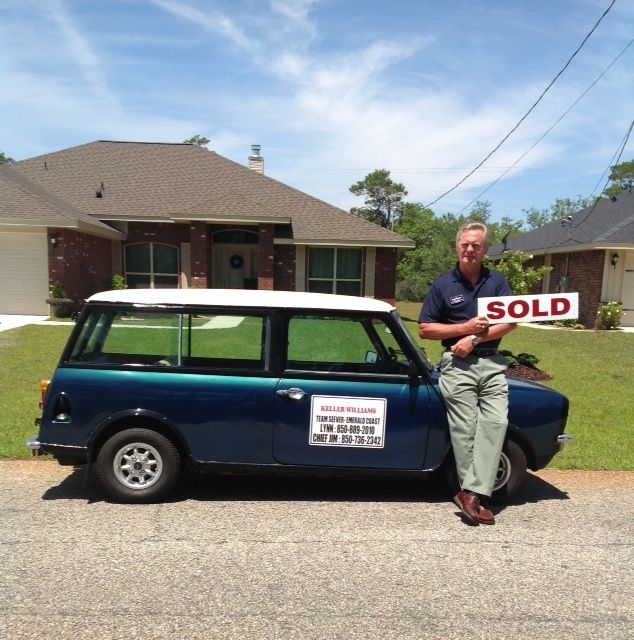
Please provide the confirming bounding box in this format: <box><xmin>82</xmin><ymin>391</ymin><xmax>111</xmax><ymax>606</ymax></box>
<box><xmin>28</xmin><ymin>289</ymin><xmax>572</xmax><ymax>503</ymax></box>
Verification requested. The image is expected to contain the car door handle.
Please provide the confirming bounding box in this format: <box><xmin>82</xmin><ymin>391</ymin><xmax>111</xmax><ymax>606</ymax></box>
<box><xmin>276</xmin><ymin>388</ymin><xmax>306</xmax><ymax>401</ymax></box>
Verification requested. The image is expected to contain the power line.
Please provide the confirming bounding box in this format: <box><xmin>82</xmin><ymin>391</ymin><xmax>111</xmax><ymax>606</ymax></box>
<box><xmin>572</xmin><ymin>117</ymin><xmax>634</xmax><ymax>228</ymax></box>
<box><xmin>455</xmin><ymin>38</ymin><xmax>633</xmax><ymax>215</ymax></box>
<box><xmin>423</xmin><ymin>0</ymin><xmax>617</xmax><ymax>208</ymax></box>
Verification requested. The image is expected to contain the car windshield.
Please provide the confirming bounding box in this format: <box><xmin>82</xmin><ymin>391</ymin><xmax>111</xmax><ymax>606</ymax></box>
<box><xmin>391</xmin><ymin>311</ymin><xmax>434</xmax><ymax>373</ymax></box>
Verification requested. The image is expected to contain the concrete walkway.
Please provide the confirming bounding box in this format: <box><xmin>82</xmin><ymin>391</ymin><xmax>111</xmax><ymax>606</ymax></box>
<box><xmin>0</xmin><ymin>315</ymin><xmax>71</xmax><ymax>332</ymax></box>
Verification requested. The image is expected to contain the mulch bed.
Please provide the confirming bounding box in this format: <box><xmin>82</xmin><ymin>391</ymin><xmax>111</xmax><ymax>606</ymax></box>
<box><xmin>505</xmin><ymin>364</ymin><xmax>552</xmax><ymax>382</ymax></box>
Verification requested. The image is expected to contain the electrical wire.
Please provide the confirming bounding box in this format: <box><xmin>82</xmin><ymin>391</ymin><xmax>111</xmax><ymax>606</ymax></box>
<box><xmin>423</xmin><ymin>0</ymin><xmax>617</xmax><ymax>208</ymax></box>
<box><xmin>455</xmin><ymin>38</ymin><xmax>633</xmax><ymax>215</ymax></box>
<box><xmin>572</xmin><ymin>117</ymin><xmax>634</xmax><ymax>229</ymax></box>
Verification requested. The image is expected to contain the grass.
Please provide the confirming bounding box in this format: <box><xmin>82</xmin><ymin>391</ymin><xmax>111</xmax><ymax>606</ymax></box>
<box><xmin>1</xmin><ymin>312</ymin><xmax>632</xmax><ymax>469</ymax></box>
<box><xmin>397</xmin><ymin>301</ymin><xmax>634</xmax><ymax>471</ymax></box>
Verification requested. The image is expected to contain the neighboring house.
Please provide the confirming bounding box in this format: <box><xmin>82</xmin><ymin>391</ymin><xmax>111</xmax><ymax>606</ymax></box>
<box><xmin>488</xmin><ymin>191</ymin><xmax>634</xmax><ymax>327</ymax></box>
<box><xmin>0</xmin><ymin>141</ymin><xmax>414</xmax><ymax>314</ymax></box>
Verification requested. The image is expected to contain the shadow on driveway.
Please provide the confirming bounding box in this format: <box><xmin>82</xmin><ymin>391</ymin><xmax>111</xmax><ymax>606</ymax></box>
<box><xmin>41</xmin><ymin>465</ymin><xmax>569</xmax><ymax>506</ymax></box>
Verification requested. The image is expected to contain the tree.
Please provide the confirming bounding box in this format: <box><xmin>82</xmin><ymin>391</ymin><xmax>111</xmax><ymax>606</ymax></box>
<box><xmin>349</xmin><ymin>169</ymin><xmax>407</xmax><ymax>229</ymax></box>
<box><xmin>484</xmin><ymin>251</ymin><xmax>551</xmax><ymax>295</ymax></box>
<box><xmin>0</xmin><ymin>151</ymin><xmax>15</xmax><ymax>164</ymax></box>
<box><xmin>183</xmin><ymin>135</ymin><xmax>210</xmax><ymax>147</ymax></box>
<box><xmin>523</xmin><ymin>196</ymin><xmax>592</xmax><ymax>230</ymax></box>
<box><xmin>603</xmin><ymin>159</ymin><xmax>634</xmax><ymax>198</ymax></box>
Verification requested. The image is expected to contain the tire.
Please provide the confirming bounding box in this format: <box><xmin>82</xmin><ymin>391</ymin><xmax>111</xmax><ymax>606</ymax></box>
<box><xmin>491</xmin><ymin>440</ymin><xmax>527</xmax><ymax>503</ymax></box>
<box><xmin>96</xmin><ymin>428</ymin><xmax>181</xmax><ymax>503</ymax></box>
<box><xmin>443</xmin><ymin>439</ymin><xmax>528</xmax><ymax>504</ymax></box>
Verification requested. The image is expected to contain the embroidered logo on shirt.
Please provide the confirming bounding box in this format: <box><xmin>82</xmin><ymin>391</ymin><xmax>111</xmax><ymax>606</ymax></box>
<box><xmin>450</xmin><ymin>295</ymin><xmax>464</xmax><ymax>305</ymax></box>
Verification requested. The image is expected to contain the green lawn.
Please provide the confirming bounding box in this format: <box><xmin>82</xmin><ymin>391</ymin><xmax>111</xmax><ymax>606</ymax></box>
<box><xmin>1</xmin><ymin>313</ymin><xmax>632</xmax><ymax>469</ymax></box>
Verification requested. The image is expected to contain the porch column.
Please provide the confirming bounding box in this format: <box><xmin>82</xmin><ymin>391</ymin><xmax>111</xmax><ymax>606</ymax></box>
<box><xmin>189</xmin><ymin>222</ymin><xmax>209</xmax><ymax>288</ymax></box>
<box><xmin>258</xmin><ymin>224</ymin><xmax>274</xmax><ymax>290</ymax></box>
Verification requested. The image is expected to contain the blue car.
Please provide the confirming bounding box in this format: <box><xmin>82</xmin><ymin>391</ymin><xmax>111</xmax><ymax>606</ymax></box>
<box><xmin>28</xmin><ymin>289</ymin><xmax>571</xmax><ymax>503</ymax></box>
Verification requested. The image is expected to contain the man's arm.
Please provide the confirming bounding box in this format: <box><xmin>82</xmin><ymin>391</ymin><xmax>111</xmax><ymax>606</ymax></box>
<box><xmin>419</xmin><ymin>316</ymin><xmax>489</xmax><ymax>341</ymax></box>
<box><xmin>449</xmin><ymin>322</ymin><xmax>517</xmax><ymax>358</ymax></box>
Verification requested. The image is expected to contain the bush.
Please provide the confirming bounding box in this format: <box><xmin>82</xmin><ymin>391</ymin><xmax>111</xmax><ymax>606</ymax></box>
<box><xmin>110</xmin><ymin>274</ymin><xmax>127</xmax><ymax>290</ymax></box>
<box><xmin>596</xmin><ymin>301</ymin><xmax>624</xmax><ymax>329</ymax></box>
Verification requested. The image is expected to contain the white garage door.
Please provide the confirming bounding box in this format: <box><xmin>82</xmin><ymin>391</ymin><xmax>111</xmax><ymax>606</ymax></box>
<box><xmin>621</xmin><ymin>251</ymin><xmax>634</xmax><ymax>327</ymax></box>
<box><xmin>0</xmin><ymin>231</ymin><xmax>49</xmax><ymax>314</ymax></box>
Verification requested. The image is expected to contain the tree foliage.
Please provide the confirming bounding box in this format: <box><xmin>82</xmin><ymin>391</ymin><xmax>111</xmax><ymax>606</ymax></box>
<box><xmin>349</xmin><ymin>169</ymin><xmax>407</xmax><ymax>229</ymax></box>
<box><xmin>0</xmin><ymin>151</ymin><xmax>15</xmax><ymax>164</ymax></box>
<box><xmin>603</xmin><ymin>159</ymin><xmax>634</xmax><ymax>198</ymax></box>
<box><xmin>522</xmin><ymin>196</ymin><xmax>593</xmax><ymax>230</ymax></box>
<box><xmin>484</xmin><ymin>251</ymin><xmax>551</xmax><ymax>295</ymax></box>
<box><xmin>183</xmin><ymin>135</ymin><xmax>210</xmax><ymax>146</ymax></box>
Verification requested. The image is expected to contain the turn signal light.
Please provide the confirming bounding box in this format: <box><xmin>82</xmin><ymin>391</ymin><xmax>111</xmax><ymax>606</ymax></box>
<box><xmin>39</xmin><ymin>379</ymin><xmax>50</xmax><ymax>409</ymax></box>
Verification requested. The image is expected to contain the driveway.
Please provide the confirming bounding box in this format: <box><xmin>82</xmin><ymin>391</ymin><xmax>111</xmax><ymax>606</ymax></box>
<box><xmin>1</xmin><ymin>461</ymin><xmax>632</xmax><ymax>640</ymax></box>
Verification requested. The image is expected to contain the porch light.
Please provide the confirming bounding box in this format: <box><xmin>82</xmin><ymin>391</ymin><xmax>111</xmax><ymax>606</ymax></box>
<box><xmin>611</xmin><ymin>252</ymin><xmax>619</xmax><ymax>268</ymax></box>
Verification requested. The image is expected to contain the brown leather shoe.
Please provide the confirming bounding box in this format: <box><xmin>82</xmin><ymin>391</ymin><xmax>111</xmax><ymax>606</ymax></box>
<box><xmin>477</xmin><ymin>504</ymin><xmax>495</xmax><ymax>525</ymax></box>
<box><xmin>453</xmin><ymin>490</ymin><xmax>480</xmax><ymax>525</ymax></box>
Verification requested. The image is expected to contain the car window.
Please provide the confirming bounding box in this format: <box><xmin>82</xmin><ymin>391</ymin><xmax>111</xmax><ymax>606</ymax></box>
<box><xmin>286</xmin><ymin>315</ymin><xmax>411</xmax><ymax>374</ymax></box>
<box><xmin>69</xmin><ymin>309</ymin><xmax>266</xmax><ymax>370</ymax></box>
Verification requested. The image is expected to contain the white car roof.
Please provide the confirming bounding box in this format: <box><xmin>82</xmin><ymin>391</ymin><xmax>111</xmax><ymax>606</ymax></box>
<box><xmin>87</xmin><ymin>289</ymin><xmax>396</xmax><ymax>313</ymax></box>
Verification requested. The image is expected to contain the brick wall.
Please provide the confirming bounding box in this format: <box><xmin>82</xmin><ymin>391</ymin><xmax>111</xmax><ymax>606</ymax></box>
<box><xmin>374</xmin><ymin>247</ymin><xmax>398</xmax><ymax>304</ymax></box>
<box><xmin>257</xmin><ymin>224</ymin><xmax>274</xmax><ymax>290</ymax></box>
<box><xmin>48</xmin><ymin>229</ymin><xmax>112</xmax><ymax>309</ymax></box>
<box><xmin>274</xmin><ymin>245</ymin><xmax>296</xmax><ymax>291</ymax></box>
<box><xmin>528</xmin><ymin>250</ymin><xmax>605</xmax><ymax>327</ymax></box>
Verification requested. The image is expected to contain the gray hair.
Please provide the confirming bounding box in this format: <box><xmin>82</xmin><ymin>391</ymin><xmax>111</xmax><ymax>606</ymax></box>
<box><xmin>456</xmin><ymin>222</ymin><xmax>489</xmax><ymax>248</ymax></box>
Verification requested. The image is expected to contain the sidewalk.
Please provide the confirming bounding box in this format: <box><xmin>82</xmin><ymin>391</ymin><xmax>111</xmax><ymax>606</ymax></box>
<box><xmin>0</xmin><ymin>315</ymin><xmax>71</xmax><ymax>332</ymax></box>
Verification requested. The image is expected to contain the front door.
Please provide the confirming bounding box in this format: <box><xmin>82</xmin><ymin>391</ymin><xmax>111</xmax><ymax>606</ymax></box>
<box><xmin>213</xmin><ymin>245</ymin><xmax>259</xmax><ymax>289</ymax></box>
<box><xmin>273</xmin><ymin>313</ymin><xmax>430</xmax><ymax>469</ymax></box>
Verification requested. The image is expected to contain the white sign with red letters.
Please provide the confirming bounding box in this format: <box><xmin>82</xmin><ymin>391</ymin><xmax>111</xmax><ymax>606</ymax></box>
<box><xmin>477</xmin><ymin>293</ymin><xmax>579</xmax><ymax>324</ymax></box>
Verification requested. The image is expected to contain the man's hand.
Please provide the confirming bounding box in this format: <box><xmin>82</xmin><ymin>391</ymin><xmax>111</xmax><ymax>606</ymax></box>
<box><xmin>465</xmin><ymin>316</ymin><xmax>489</xmax><ymax>334</ymax></box>
<box><xmin>451</xmin><ymin>335</ymin><xmax>477</xmax><ymax>358</ymax></box>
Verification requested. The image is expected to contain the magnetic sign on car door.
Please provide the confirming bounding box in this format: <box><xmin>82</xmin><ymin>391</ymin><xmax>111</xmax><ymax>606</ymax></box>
<box><xmin>309</xmin><ymin>396</ymin><xmax>387</xmax><ymax>448</ymax></box>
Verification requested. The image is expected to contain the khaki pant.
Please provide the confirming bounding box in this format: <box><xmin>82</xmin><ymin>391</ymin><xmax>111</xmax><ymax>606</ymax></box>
<box><xmin>439</xmin><ymin>351</ymin><xmax>509</xmax><ymax>497</ymax></box>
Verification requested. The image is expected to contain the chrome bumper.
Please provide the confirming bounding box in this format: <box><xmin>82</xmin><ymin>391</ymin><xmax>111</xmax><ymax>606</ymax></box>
<box><xmin>557</xmin><ymin>434</ymin><xmax>573</xmax><ymax>450</ymax></box>
<box><xmin>26</xmin><ymin>438</ymin><xmax>44</xmax><ymax>456</ymax></box>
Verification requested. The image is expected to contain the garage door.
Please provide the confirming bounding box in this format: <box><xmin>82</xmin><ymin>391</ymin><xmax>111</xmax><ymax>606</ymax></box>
<box><xmin>621</xmin><ymin>251</ymin><xmax>634</xmax><ymax>327</ymax></box>
<box><xmin>0</xmin><ymin>231</ymin><xmax>49</xmax><ymax>314</ymax></box>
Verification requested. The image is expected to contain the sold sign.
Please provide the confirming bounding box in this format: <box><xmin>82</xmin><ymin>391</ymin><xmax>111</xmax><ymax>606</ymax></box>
<box><xmin>477</xmin><ymin>293</ymin><xmax>579</xmax><ymax>324</ymax></box>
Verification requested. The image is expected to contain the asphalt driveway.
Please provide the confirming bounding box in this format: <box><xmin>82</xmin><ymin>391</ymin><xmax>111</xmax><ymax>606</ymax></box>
<box><xmin>1</xmin><ymin>461</ymin><xmax>632</xmax><ymax>640</ymax></box>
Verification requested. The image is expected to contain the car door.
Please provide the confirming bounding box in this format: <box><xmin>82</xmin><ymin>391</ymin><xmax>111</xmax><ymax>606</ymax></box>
<box><xmin>273</xmin><ymin>313</ymin><xmax>432</xmax><ymax>469</ymax></box>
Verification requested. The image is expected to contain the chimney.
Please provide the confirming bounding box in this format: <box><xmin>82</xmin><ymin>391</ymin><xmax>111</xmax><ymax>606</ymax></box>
<box><xmin>248</xmin><ymin>144</ymin><xmax>264</xmax><ymax>174</ymax></box>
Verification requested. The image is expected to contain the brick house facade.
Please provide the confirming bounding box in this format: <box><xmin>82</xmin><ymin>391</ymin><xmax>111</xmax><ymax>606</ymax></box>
<box><xmin>0</xmin><ymin>142</ymin><xmax>414</xmax><ymax>314</ymax></box>
<box><xmin>489</xmin><ymin>192</ymin><xmax>634</xmax><ymax>327</ymax></box>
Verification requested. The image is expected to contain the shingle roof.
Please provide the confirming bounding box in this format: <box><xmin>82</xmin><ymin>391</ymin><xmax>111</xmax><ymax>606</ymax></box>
<box><xmin>489</xmin><ymin>191</ymin><xmax>634</xmax><ymax>256</ymax></box>
<box><xmin>0</xmin><ymin>164</ymin><xmax>123</xmax><ymax>238</ymax></box>
<box><xmin>2</xmin><ymin>141</ymin><xmax>413</xmax><ymax>247</ymax></box>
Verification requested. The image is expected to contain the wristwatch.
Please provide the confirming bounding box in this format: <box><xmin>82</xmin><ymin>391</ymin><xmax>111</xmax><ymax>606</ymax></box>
<box><xmin>470</xmin><ymin>335</ymin><xmax>480</xmax><ymax>347</ymax></box>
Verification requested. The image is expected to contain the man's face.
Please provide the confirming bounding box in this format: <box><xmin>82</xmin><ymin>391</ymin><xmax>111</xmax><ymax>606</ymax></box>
<box><xmin>456</xmin><ymin>229</ymin><xmax>486</xmax><ymax>267</ymax></box>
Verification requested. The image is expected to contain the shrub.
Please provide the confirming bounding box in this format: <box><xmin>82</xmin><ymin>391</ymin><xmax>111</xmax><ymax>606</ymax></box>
<box><xmin>596</xmin><ymin>301</ymin><xmax>624</xmax><ymax>329</ymax></box>
<box><xmin>110</xmin><ymin>274</ymin><xmax>127</xmax><ymax>290</ymax></box>
<box><xmin>50</xmin><ymin>281</ymin><xmax>66</xmax><ymax>299</ymax></box>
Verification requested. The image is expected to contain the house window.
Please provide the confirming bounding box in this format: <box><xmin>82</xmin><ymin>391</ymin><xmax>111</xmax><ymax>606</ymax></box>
<box><xmin>308</xmin><ymin>248</ymin><xmax>362</xmax><ymax>295</ymax></box>
<box><xmin>125</xmin><ymin>243</ymin><xmax>179</xmax><ymax>288</ymax></box>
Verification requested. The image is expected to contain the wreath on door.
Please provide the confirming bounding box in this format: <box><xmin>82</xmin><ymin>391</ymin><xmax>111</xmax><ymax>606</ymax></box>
<box><xmin>230</xmin><ymin>254</ymin><xmax>244</xmax><ymax>269</ymax></box>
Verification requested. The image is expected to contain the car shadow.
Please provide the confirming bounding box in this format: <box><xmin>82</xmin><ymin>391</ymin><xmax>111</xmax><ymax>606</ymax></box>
<box><xmin>41</xmin><ymin>466</ymin><xmax>569</xmax><ymax>506</ymax></box>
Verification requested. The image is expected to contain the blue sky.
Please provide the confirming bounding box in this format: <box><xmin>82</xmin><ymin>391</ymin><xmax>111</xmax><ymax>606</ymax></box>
<box><xmin>1</xmin><ymin>0</ymin><xmax>633</xmax><ymax>222</ymax></box>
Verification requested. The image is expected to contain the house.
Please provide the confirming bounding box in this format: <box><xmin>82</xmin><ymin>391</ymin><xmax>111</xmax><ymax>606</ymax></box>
<box><xmin>488</xmin><ymin>191</ymin><xmax>634</xmax><ymax>327</ymax></box>
<box><xmin>0</xmin><ymin>141</ymin><xmax>414</xmax><ymax>315</ymax></box>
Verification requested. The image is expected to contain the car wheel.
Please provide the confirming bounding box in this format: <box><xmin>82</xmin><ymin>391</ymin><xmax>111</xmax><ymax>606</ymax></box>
<box><xmin>96</xmin><ymin>428</ymin><xmax>181</xmax><ymax>503</ymax></box>
<box><xmin>443</xmin><ymin>439</ymin><xmax>528</xmax><ymax>503</ymax></box>
<box><xmin>491</xmin><ymin>440</ymin><xmax>528</xmax><ymax>503</ymax></box>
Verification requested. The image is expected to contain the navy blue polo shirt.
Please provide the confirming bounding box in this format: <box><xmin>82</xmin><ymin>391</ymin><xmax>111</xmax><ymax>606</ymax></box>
<box><xmin>419</xmin><ymin>264</ymin><xmax>512</xmax><ymax>349</ymax></box>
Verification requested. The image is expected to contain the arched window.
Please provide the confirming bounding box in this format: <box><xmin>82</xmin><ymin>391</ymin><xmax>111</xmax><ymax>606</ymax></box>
<box><xmin>125</xmin><ymin>243</ymin><xmax>179</xmax><ymax>288</ymax></box>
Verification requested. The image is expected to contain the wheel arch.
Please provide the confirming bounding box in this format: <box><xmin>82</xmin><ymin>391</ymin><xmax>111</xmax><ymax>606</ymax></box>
<box><xmin>88</xmin><ymin>410</ymin><xmax>191</xmax><ymax>466</ymax></box>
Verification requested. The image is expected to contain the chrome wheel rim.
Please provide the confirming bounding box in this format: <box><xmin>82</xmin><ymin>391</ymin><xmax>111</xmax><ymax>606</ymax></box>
<box><xmin>494</xmin><ymin>451</ymin><xmax>511</xmax><ymax>491</ymax></box>
<box><xmin>113</xmin><ymin>442</ymin><xmax>163</xmax><ymax>490</ymax></box>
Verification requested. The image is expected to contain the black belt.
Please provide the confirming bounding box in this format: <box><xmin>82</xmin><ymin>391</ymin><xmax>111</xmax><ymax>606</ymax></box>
<box><xmin>446</xmin><ymin>347</ymin><xmax>499</xmax><ymax>357</ymax></box>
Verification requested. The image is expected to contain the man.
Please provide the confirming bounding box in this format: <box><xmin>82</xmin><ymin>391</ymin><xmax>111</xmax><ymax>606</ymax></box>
<box><xmin>418</xmin><ymin>222</ymin><xmax>516</xmax><ymax>525</ymax></box>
